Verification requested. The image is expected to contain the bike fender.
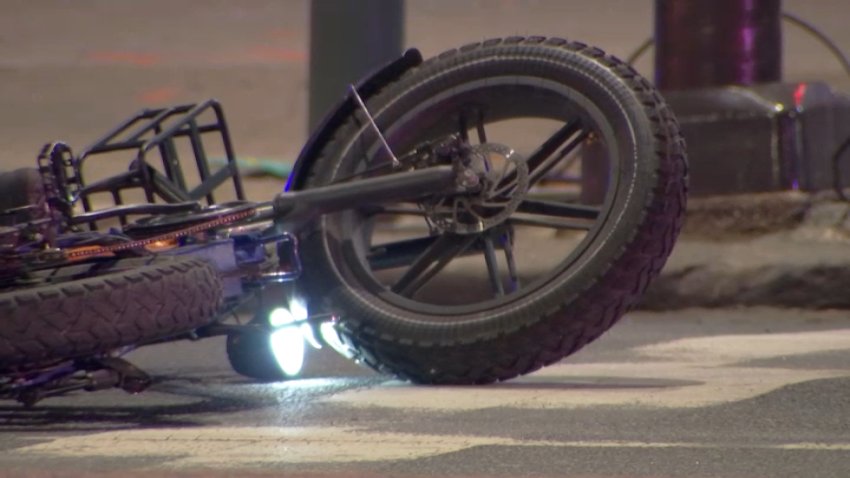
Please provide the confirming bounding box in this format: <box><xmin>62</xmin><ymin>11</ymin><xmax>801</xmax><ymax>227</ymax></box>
<box><xmin>285</xmin><ymin>48</ymin><xmax>423</xmax><ymax>191</ymax></box>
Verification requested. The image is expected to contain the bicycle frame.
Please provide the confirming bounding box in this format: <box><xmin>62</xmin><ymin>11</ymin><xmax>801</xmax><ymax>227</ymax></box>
<box><xmin>0</xmin><ymin>96</ymin><xmax>465</xmax><ymax>404</ymax></box>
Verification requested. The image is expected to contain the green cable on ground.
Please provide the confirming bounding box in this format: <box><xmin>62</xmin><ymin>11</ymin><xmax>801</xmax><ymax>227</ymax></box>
<box><xmin>210</xmin><ymin>157</ymin><xmax>293</xmax><ymax>179</ymax></box>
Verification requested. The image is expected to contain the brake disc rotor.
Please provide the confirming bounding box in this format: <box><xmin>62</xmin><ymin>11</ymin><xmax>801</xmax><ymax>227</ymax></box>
<box><xmin>424</xmin><ymin>143</ymin><xmax>528</xmax><ymax>234</ymax></box>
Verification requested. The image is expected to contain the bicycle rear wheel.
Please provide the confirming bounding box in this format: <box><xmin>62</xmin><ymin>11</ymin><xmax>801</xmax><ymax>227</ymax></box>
<box><xmin>0</xmin><ymin>256</ymin><xmax>222</xmax><ymax>369</ymax></box>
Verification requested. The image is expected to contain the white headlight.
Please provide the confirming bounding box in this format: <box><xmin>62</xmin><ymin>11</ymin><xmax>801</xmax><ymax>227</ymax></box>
<box><xmin>289</xmin><ymin>296</ymin><xmax>308</xmax><ymax>322</ymax></box>
<box><xmin>319</xmin><ymin>321</ymin><xmax>355</xmax><ymax>359</ymax></box>
<box><xmin>269</xmin><ymin>307</ymin><xmax>295</xmax><ymax>327</ymax></box>
<box><xmin>269</xmin><ymin>327</ymin><xmax>305</xmax><ymax>376</ymax></box>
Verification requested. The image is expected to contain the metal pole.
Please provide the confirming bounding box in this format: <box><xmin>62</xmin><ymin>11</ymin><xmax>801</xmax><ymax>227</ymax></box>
<box><xmin>654</xmin><ymin>0</ymin><xmax>782</xmax><ymax>90</ymax></box>
<box><xmin>308</xmin><ymin>0</ymin><xmax>404</xmax><ymax>131</ymax></box>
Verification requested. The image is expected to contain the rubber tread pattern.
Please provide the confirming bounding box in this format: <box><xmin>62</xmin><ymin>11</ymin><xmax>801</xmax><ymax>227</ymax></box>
<box><xmin>0</xmin><ymin>257</ymin><xmax>222</xmax><ymax>368</ymax></box>
<box><xmin>303</xmin><ymin>37</ymin><xmax>688</xmax><ymax>384</ymax></box>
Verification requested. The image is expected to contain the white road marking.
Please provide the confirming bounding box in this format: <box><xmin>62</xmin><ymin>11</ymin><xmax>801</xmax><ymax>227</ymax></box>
<box><xmin>17</xmin><ymin>427</ymin><xmax>850</xmax><ymax>467</ymax></box>
<box><xmin>16</xmin><ymin>329</ymin><xmax>850</xmax><ymax>467</ymax></box>
<box><xmin>635</xmin><ymin>329</ymin><xmax>850</xmax><ymax>365</ymax></box>
<box><xmin>324</xmin><ymin>329</ymin><xmax>850</xmax><ymax>411</ymax></box>
<box><xmin>17</xmin><ymin>427</ymin><xmax>495</xmax><ymax>466</ymax></box>
<box><xmin>327</xmin><ymin>364</ymin><xmax>846</xmax><ymax>410</ymax></box>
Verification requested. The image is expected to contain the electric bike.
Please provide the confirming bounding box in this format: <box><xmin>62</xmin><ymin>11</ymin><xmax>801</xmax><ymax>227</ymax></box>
<box><xmin>0</xmin><ymin>37</ymin><xmax>687</xmax><ymax>405</ymax></box>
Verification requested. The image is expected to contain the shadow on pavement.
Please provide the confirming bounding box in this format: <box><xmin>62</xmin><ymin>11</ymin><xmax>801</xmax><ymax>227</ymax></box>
<box><xmin>0</xmin><ymin>374</ymin><xmax>271</xmax><ymax>432</ymax></box>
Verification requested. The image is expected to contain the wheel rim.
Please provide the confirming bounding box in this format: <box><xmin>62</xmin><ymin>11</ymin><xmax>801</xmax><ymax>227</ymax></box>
<box><xmin>322</xmin><ymin>77</ymin><xmax>630</xmax><ymax>320</ymax></box>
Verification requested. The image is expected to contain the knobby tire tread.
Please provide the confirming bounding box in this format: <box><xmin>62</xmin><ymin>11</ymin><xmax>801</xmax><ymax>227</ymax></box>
<box><xmin>302</xmin><ymin>37</ymin><xmax>688</xmax><ymax>384</ymax></box>
<box><xmin>0</xmin><ymin>257</ymin><xmax>223</xmax><ymax>368</ymax></box>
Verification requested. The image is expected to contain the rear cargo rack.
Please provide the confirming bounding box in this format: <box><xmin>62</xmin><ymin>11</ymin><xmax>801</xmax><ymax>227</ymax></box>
<box><xmin>39</xmin><ymin>99</ymin><xmax>245</xmax><ymax>230</ymax></box>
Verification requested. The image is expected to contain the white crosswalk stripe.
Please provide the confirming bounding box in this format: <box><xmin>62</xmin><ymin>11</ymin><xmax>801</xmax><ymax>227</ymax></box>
<box><xmin>324</xmin><ymin>329</ymin><xmax>850</xmax><ymax>411</ymax></box>
<box><xmin>15</xmin><ymin>328</ymin><xmax>850</xmax><ymax>467</ymax></box>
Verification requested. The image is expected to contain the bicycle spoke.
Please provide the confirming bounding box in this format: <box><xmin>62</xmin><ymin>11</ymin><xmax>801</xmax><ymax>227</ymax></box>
<box><xmin>369</xmin><ymin>235</ymin><xmax>438</xmax><ymax>271</ymax></box>
<box><xmin>483</xmin><ymin>233</ymin><xmax>505</xmax><ymax>297</ymax></box>
<box><xmin>527</xmin><ymin>121</ymin><xmax>583</xmax><ymax>171</ymax></box>
<box><xmin>495</xmin><ymin>122</ymin><xmax>587</xmax><ymax>196</ymax></box>
<box><xmin>475</xmin><ymin>110</ymin><xmax>487</xmax><ymax>144</ymax></box>
<box><xmin>526</xmin><ymin>129</ymin><xmax>589</xmax><ymax>188</ymax></box>
<box><xmin>502</xmin><ymin>230</ymin><xmax>519</xmax><ymax>293</ymax></box>
<box><xmin>507</xmin><ymin>215</ymin><xmax>594</xmax><ymax>230</ymax></box>
<box><xmin>516</xmin><ymin>198</ymin><xmax>600</xmax><ymax>220</ymax></box>
<box><xmin>391</xmin><ymin>233</ymin><xmax>477</xmax><ymax>297</ymax></box>
<box><xmin>458</xmin><ymin>113</ymin><xmax>469</xmax><ymax>143</ymax></box>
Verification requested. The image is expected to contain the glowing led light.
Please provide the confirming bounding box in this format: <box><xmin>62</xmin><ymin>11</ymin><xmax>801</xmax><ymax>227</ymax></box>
<box><xmin>269</xmin><ymin>307</ymin><xmax>295</xmax><ymax>327</ymax></box>
<box><xmin>268</xmin><ymin>305</ymin><xmax>304</xmax><ymax>376</ymax></box>
<box><xmin>319</xmin><ymin>321</ymin><xmax>354</xmax><ymax>358</ymax></box>
<box><xmin>289</xmin><ymin>296</ymin><xmax>308</xmax><ymax>322</ymax></box>
<box><xmin>300</xmin><ymin>323</ymin><xmax>322</xmax><ymax>350</ymax></box>
<box><xmin>269</xmin><ymin>327</ymin><xmax>305</xmax><ymax>376</ymax></box>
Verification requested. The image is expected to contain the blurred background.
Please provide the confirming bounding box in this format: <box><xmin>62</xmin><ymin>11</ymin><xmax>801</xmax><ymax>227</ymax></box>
<box><xmin>0</xmin><ymin>0</ymin><xmax>848</xmax><ymax>197</ymax></box>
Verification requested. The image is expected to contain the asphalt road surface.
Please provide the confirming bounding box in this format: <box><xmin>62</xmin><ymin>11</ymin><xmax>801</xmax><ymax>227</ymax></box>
<box><xmin>2</xmin><ymin>1</ymin><xmax>850</xmax><ymax>477</ymax></box>
<box><xmin>1</xmin><ymin>308</ymin><xmax>849</xmax><ymax>477</ymax></box>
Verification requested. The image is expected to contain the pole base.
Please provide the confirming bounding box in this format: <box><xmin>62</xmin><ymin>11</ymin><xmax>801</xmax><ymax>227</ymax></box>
<box><xmin>665</xmin><ymin>81</ymin><xmax>850</xmax><ymax>196</ymax></box>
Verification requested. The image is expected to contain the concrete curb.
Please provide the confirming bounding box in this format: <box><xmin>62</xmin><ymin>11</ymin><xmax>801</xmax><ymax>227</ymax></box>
<box><xmin>642</xmin><ymin>193</ymin><xmax>850</xmax><ymax>310</ymax></box>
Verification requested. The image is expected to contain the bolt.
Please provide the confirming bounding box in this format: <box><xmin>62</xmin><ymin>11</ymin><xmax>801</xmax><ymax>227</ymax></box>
<box><xmin>458</xmin><ymin>169</ymin><xmax>480</xmax><ymax>189</ymax></box>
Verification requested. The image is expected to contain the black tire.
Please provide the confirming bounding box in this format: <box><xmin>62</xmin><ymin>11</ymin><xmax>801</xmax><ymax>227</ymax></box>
<box><xmin>299</xmin><ymin>37</ymin><xmax>687</xmax><ymax>384</ymax></box>
<box><xmin>0</xmin><ymin>256</ymin><xmax>223</xmax><ymax>369</ymax></box>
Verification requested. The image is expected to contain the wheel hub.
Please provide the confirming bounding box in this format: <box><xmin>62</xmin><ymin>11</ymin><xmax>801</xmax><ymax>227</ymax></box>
<box><xmin>424</xmin><ymin>143</ymin><xmax>528</xmax><ymax>234</ymax></box>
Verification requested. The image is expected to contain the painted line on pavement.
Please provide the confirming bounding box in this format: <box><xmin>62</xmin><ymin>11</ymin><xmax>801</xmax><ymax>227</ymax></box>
<box><xmin>16</xmin><ymin>427</ymin><xmax>850</xmax><ymax>468</ymax></box>
<box><xmin>323</xmin><ymin>329</ymin><xmax>850</xmax><ymax>411</ymax></box>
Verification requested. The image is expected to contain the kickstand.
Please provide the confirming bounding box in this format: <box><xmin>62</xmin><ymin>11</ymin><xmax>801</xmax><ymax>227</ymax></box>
<box><xmin>15</xmin><ymin>356</ymin><xmax>152</xmax><ymax>407</ymax></box>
